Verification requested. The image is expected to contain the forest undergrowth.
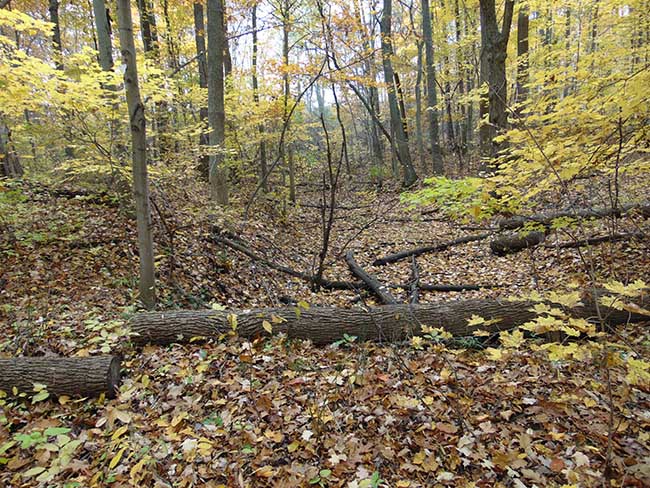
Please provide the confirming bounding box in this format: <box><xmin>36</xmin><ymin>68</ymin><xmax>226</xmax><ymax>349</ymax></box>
<box><xmin>1</xmin><ymin>178</ymin><xmax>649</xmax><ymax>487</ymax></box>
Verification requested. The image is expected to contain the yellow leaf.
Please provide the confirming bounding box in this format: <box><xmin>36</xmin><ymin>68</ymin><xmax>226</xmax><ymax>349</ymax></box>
<box><xmin>109</xmin><ymin>446</ymin><xmax>127</xmax><ymax>469</ymax></box>
<box><xmin>111</xmin><ymin>425</ymin><xmax>128</xmax><ymax>441</ymax></box>
<box><xmin>485</xmin><ymin>348</ymin><xmax>503</xmax><ymax>361</ymax></box>
<box><xmin>130</xmin><ymin>456</ymin><xmax>148</xmax><ymax>480</ymax></box>
<box><xmin>171</xmin><ymin>412</ymin><xmax>188</xmax><ymax>428</ymax></box>
<box><xmin>287</xmin><ymin>440</ymin><xmax>300</xmax><ymax>452</ymax></box>
<box><xmin>262</xmin><ymin>320</ymin><xmax>272</xmax><ymax>334</ymax></box>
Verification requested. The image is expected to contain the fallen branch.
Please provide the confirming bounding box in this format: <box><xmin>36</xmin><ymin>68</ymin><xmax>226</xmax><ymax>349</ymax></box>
<box><xmin>346</xmin><ymin>251</ymin><xmax>397</xmax><ymax>304</ymax></box>
<box><xmin>373</xmin><ymin>233</ymin><xmax>492</xmax><ymax>266</ymax></box>
<box><xmin>0</xmin><ymin>356</ymin><xmax>121</xmax><ymax>398</ymax></box>
<box><xmin>496</xmin><ymin>203</ymin><xmax>650</xmax><ymax>231</ymax></box>
<box><xmin>409</xmin><ymin>257</ymin><xmax>420</xmax><ymax>304</ymax></box>
<box><xmin>546</xmin><ymin>232</ymin><xmax>645</xmax><ymax>249</ymax></box>
<box><xmin>130</xmin><ymin>290</ymin><xmax>649</xmax><ymax>346</ymax></box>
<box><xmin>490</xmin><ymin>231</ymin><xmax>546</xmax><ymax>256</ymax></box>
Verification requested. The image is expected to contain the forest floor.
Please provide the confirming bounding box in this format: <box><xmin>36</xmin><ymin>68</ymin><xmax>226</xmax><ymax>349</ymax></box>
<box><xmin>1</xmin><ymin>178</ymin><xmax>649</xmax><ymax>487</ymax></box>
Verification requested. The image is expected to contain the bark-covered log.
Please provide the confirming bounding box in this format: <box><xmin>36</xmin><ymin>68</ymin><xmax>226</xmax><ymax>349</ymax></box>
<box><xmin>130</xmin><ymin>290</ymin><xmax>648</xmax><ymax>346</ymax></box>
<box><xmin>490</xmin><ymin>231</ymin><xmax>546</xmax><ymax>256</ymax></box>
<box><xmin>346</xmin><ymin>251</ymin><xmax>397</xmax><ymax>304</ymax></box>
<box><xmin>547</xmin><ymin>232</ymin><xmax>645</xmax><ymax>249</ymax></box>
<box><xmin>0</xmin><ymin>356</ymin><xmax>121</xmax><ymax>398</ymax></box>
<box><xmin>497</xmin><ymin>203</ymin><xmax>650</xmax><ymax>231</ymax></box>
<box><xmin>373</xmin><ymin>232</ymin><xmax>492</xmax><ymax>266</ymax></box>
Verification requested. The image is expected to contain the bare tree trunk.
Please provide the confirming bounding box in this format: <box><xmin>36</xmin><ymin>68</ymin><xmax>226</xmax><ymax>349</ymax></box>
<box><xmin>0</xmin><ymin>124</ymin><xmax>23</xmax><ymax>178</ymax></box>
<box><xmin>193</xmin><ymin>1</ymin><xmax>209</xmax><ymax>179</ymax></box>
<box><xmin>117</xmin><ymin>0</ymin><xmax>156</xmax><ymax>309</ymax></box>
<box><xmin>48</xmin><ymin>0</ymin><xmax>63</xmax><ymax>70</ymax></box>
<box><xmin>136</xmin><ymin>0</ymin><xmax>158</xmax><ymax>56</ymax></box>
<box><xmin>515</xmin><ymin>4</ymin><xmax>529</xmax><ymax>105</ymax></box>
<box><xmin>0</xmin><ymin>356</ymin><xmax>121</xmax><ymax>399</ymax></box>
<box><xmin>381</xmin><ymin>0</ymin><xmax>417</xmax><ymax>186</ymax></box>
<box><xmin>92</xmin><ymin>0</ymin><xmax>114</xmax><ymax>71</ymax></box>
<box><xmin>281</xmin><ymin>0</ymin><xmax>296</xmax><ymax>203</ymax></box>
<box><xmin>421</xmin><ymin>0</ymin><xmax>443</xmax><ymax>174</ymax></box>
<box><xmin>478</xmin><ymin>0</ymin><xmax>514</xmax><ymax>160</ymax></box>
<box><xmin>252</xmin><ymin>2</ymin><xmax>268</xmax><ymax>192</ymax></box>
<box><xmin>207</xmin><ymin>0</ymin><xmax>229</xmax><ymax>204</ymax></box>
<box><xmin>415</xmin><ymin>41</ymin><xmax>426</xmax><ymax>171</ymax></box>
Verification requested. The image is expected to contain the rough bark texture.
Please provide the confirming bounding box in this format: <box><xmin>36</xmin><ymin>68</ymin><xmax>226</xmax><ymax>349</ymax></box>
<box><xmin>117</xmin><ymin>0</ymin><xmax>156</xmax><ymax>309</ymax></box>
<box><xmin>490</xmin><ymin>231</ymin><xmax>546</xmax><ymax>256</ymax></box>
<box><xmin>251</xmin><ymin>2</ymin><xmax>268</xmax><ymax>192</ymax></box>
<box><xmin>515</xmin><ymin>4</ymin><xmax>529</xmax><ymax>105</ymax></box>
<box><xmin>346</xmin><ymin>251</ymin><xmax>397</xmax><ymax>304</ymax></box>
<box><xmin>0</xmin><ymin>124</ymin><xmax>23</xmax><ymax>178</ymax></box>
<box><xmin>381</xmin><ymin>0</ymin><xmax>417</xmax><ymax>186</ymax></box>
<box><xmin>0</xmin><ymin>356</ymin><xmax>121</xmax><ymax>398</ymax></box>
<box><xmin>421</xmin><ymin>0</ymin><xmax>443</xmax><ymax>174</ymax></box>
<box><xmin>373</xmin><ymin>232</ymin><xmax>492</xmax><ymax>265</ymax></box>
<box><xmin>130</xmin><ymin>290</ymin><xmax>648</xmax><ymax>346</ymax></box>
<box><xmin>193</xmin><ymin>1</ymin><xmax>209</xmax><ymax>179</ymax></box>
<box><xmin>479</xmin><ymin>0</ymin><xmax>515</xmax><ymax>159</ymax></box>
<box><xmin>496</xmin><ymin>203</ymin><xmax>650</xmax><ymax>231</ymax></box>
<box><xmin>207</xmin><ymin>0</ymin><xmax>229</xmax><ymax>204</ymax></box>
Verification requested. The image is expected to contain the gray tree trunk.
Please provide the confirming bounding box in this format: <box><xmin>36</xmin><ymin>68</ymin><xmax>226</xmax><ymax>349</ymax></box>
<box><xmin>381</xmin><ymin>0</ymin><xmax>417</xmax><ymax>186</ymax></box>
<box><xmin>193</xmin><ymin>1</ymin><xmax>209</xmax><ymax>179</ymax></box>
<box><xmin>252</xmin><ymin>3</ymin><xmax>268</xmax><ymax>192</ymax></box>
<box><xmin>0</xmin><ymin>124</ymin><xmax>23</xmax><ymax>178</ymax></box>
<box><xmin>281</xmin><ymin>0</ymin><xmax>296</xmax><ymax>203</ymax></box>
<box><xmin>207</xmin><ymin>0</ymin><xmax>229</xmax><ymax>204</ymax></box>
<box><xmin>478</xmin><ymin>0</ymin><xmax>515</xmax><ymax>160</ymax></box>
<box><xmin>92</xmin><ymin>0</ymin><xmax>114</xmax><ymax>71</ymax></box>
<box><xmin>136</xmin><ymin>0</ymin><xmax>158</xmax><ymax>56</ymax></box>
<box><xmin>421</xmin><ymin>0</ymin><xmax>443</xmax><ymax>174</ymax></box>
<box><xmin>117</xmin><ymin>0</ymin><xmax>156</xmax><ymax>309</ymax></box>
<box><xmin>515</xmin><ymin>4</ymin><xmax>529</xmax><ymax>105</ymax></box>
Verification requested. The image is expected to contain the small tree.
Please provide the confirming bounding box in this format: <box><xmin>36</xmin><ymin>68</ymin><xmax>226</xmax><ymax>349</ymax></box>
<box><xmin>116</xmin><ymin>0</ymin><xmax>156</xmax><ymax>309</ymax></box>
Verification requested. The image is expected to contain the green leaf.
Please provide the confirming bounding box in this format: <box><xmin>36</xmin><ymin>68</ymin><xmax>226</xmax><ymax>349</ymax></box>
<box><xmin>22</xmin><ymin>466</ymin><xmax>47</xmax><ymax>478</ymax></box>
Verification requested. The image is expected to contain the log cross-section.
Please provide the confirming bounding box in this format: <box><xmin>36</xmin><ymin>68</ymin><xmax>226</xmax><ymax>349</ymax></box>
<box><xmin>0</xmin><ymin>355</ymin><xmax>121</xmax><ymax>398</ymax></box>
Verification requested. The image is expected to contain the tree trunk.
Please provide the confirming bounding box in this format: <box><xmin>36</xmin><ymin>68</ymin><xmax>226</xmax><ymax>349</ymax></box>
<box><xmin>381</xmin><ymin>0</ymin><xmax>417</xmax><ymax>186</ymax></box>
<box><xmin>117</xmin><ymin>0</ymin><xmax>156</xmax><ymax>309</ymax></box>
<box><xmin>0</xmin><ymin>124</ymin><xmax>23</xmax><ymax>178</ymax></box>
<box><xmin>0</xmin><ymin>356</ymin><xmax>121</xmax><ymax>399</ymax></box>
<box><xmin>92</xmin><ymin>0</ymin><xmax>114</xmax><ymax>71</ymax></box>
<box><xmin>281</xmin><ymin>0</ymin><xmax>296</xmax><ymax>203</ymax></box>
<box><xmin>252</xmin><ymin>2</ymin><xmax>268</xmax><ymax>192</ymax></box>
<box><xmin>207</xmin><ymin>0</ymin><xmax>228</xmax><ymax>204</ymax></box>
<box><xmin>490</xmin><ymin>231</ymin><xmax>546</xmax><ymax>256</ymax></box>
<box><xmin>130</xmin><ymin>291</ymin><xmax>649</xmax><ymax>346</ymax></box>
<box><xmin>136</xmin><ymin>0</ymin><xmax>158</xmax><ymax>56</ymax></box>
<box><xmin>479</xmin><ymin>0</ymin><xmax>514</xmax><ymax>160</ymax></box>
<box><xmin>193</xmin><ymin>1</ymin><xmax>209</xmax><ymax>179</ymax></box>
<box><xmin>515</xmin><ymin>4</ymin><xmax>529</xmax><ymax>105</ymax></box>
<box><xmin>415</xmin><ymin>41</ymin><xmax>426</xmax><ymax>171</ymax></box>
<box><xmin>48</xmin><ymin>0</ymin><xmax>63</xmax><ymax>70</ymax></box>
<box><xmin>421</xmin><ymin>0</ymin><xmax>443</xmax><ymax>174</ymax></box>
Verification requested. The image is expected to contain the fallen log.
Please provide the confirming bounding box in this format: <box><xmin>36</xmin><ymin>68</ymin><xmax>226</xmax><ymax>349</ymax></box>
<box><xmin>547</xmin><ymin>232</ymin><xmax>645</xmax><ymax>249</ymax></box>
<box><xmin>0</xmin><ymin>356</ymin><xmax>121</xmax><ymax>398</ymax></box>
<box><xmin>496</xmin><ymin>203</ymin><xmax>650</xmax><ymax>231</ymax></box>
<box><xmin>373</xmin><ymin>232</ymin><xmax>492</xmax><ymax>266</ymax></box>
<box><xmin>130</xmin><ymin>290</ymin><xmax>648</xmax><ymax>346</ymax></box>
<box><xmin>490</xmin><ymin>231</ymin><xmax>547</xmax><ymax>256</ymax></box>
<box><xmin>346</xmin><ymin>251</ymin><xmax>397</xmax><ymax>304</ymax></box>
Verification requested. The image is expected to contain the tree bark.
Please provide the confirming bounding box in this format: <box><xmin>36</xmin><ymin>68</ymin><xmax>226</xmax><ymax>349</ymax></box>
<box><xmin>252</xmin><ymin>2</ymin><xmax>268</xmax><ymax>192</ymax></box>
<box><xmin>0</xmin><ymin>356</ymin><xmax>121</xmax><ymax>398</ymax></box>
<box><xmin>381</xmin><ymin>0</ymin><xmax>417</xmax><ymax>186</ymax></box>
<box><xmin>479</xmin><ymin>0</ymin><xmax>515</xmax><ymax>160</ymax></box>
<box><xmin>130</xmin><ymin>290</ymin><xmax>649</xmax><ymax>346</ymax></box>
<box><xmin>117</xmin><ymin>0</ymin><xmax>156</xmax><ymax>309</ymax></box>
<box><xmin>92</xmin><ymin>0</ymin><xmax>114</xmax><ymax>71</ymax></box>
<box><xmin>193</xmin><ymin>1</ymin><xmax>209</xmax><ymax>179</ymax></box>
<box><xmin>515</xmin><ymin>4</ymin><xmax>529</xmax><ymax>105</ymax></box>
<box><xmin>136</xmin><ymin>0</ymin><xmax>158</xmax><ymax>56</ymax></box>
<box><xmin>48</xmin><ymin>0</ymin><xmax>63</xmax><ymax>70</ymax></box>
<box><xmin>207</xmin><ymin>0</ymin><xmax>229</xmax><ymax>204</ymax></box>
<box><xmin>0</xmin><ymin>124</ymin><xmax>23</xmax><ymax>178</ymax></box>
<box><xmin>421</xmin><ymin>0</ymin><xmax>443</xmax><ymax>174</ymax></box>
<box><xmin>490</xmin><ymin>231</ymin><xmax>546</xmax><ymax>256</ymax></box>
<box><xmin>346</xmin><ymin>251</ymin><xmax>397</xmax><ymax>304</ymax></box>
<box><xmin>373</xmin><ymin>232</ymin><xmax>492</xmax><ymax>266</ymax></box>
